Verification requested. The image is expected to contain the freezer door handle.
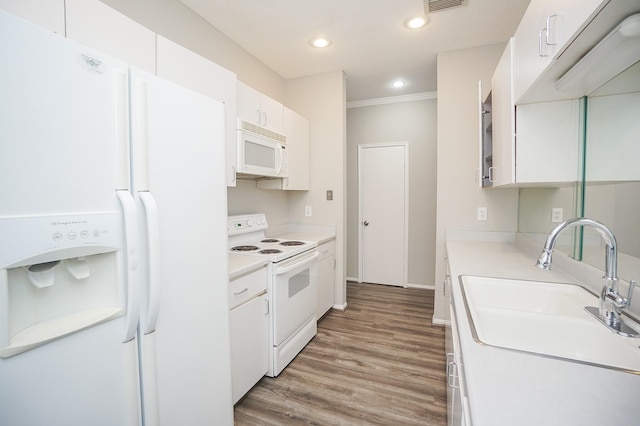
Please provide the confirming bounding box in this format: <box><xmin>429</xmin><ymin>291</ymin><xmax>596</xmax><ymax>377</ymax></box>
<box><xmin>117</xmin><ymin>190</ymin><xmax>141</xmax><ymax>343</ymax></box>
<box><xmin>140</xmin><ymin>191</ymin><xmax>160</xmax><ymax>334</ymax></box>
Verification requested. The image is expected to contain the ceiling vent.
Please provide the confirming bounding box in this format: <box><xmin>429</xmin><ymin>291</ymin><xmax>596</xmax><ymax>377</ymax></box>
<box><xmin>425</xmin><ymin>0</ymin><xmax>465</xmax><ymax>13</ymax></box>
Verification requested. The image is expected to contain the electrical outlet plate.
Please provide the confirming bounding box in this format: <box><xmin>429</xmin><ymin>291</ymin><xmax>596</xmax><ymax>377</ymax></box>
<box><xmin>477</xmin><ymin>207</ymin><xmax>488</xmax><ymax>221</ymax></box>
<box><xmin>305</xmin><ymin>205</ymin><xmax>312</xmax><ymax>217</ymax></box>
<box><xmin>552</xmin><ymin>208</ymin><xmax>563</xmax><ymax>223</ymax></box>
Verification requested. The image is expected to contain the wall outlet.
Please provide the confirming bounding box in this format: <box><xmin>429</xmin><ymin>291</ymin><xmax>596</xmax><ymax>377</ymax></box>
<box><xmin>477</xmin><ymin>207</ymin><xmax>488</xmax><ymax>221</ymax></box>
<box><xmin>305</xmin><ymin>205</ymin><xmax>312</xmax><ymax>217</ymax></box>
<box><xmin>551</xmin><ymin>207</ymin><xmax>563</xmax><ymax>223</ymax></box>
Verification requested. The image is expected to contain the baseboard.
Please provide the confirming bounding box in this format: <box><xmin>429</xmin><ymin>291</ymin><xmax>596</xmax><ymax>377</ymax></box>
<box><xmin>432</xmin><ymin>316</ymin><xmax>450</xmax><ymax>327</ymax></box>
<box><xmin>407</xmin><ymin>283</ymin><xmax>435</xmax><ymax>290</ymax></box>
<box><xmin>346</xmin><ymin>276</ymin><xmax>359</xmax><ymax>283</ymax></box>
<box><xmin>332</xmin><ymin>302</ymin><xmax>347</xmax><ymax>311</ymax></box>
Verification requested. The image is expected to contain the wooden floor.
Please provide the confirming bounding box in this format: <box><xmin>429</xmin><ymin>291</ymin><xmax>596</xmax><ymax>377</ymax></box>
<box><xmin>234</xmin><ymin>282</ymin><xmax>447</xmax><ymax>425</ymax></box>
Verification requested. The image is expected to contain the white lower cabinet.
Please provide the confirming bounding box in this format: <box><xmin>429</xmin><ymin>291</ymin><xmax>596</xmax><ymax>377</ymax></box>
<box><xmin>446</xmin><ymin>305</ymin><xmax>471</xmax><ymax>426</ymax></box>
<box><xmin>316</xmin><ymin>240</ymin><xmax>336</xmax><ymax>319</ymax></box>
<box><xmin>229</xmin><ymin>265</ymin><xmax>269</xmax><ymax>404</ymax></box>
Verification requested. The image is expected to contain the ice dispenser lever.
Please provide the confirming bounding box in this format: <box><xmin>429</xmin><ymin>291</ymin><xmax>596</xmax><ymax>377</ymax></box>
<box><xmin>26</xmin><ymin>260</ymin><xmax>62</xmax><ymax>288</ymax></box>
<box><xmin>64</xmin><ymin>257</ymin><xmax>90</xmax><ymax>280</ymax></box>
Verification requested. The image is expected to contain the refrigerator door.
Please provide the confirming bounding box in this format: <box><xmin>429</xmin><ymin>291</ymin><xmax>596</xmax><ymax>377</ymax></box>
<box><xmin>129</xmin><ymin>68</ymin><xmax>234</xmax><ymax>425</ymax></box>
<box><xmin>0</xmin><ymin>11</ymin><xmax>139</xmax><ymax>426</ymax></box>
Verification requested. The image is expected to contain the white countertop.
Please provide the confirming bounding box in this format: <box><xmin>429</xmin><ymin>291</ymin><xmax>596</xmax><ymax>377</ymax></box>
<box><xmin>267</xmin><ymin>223</ymin><xmax>336</xmax><ymax>245</ymax></box>
<box><xmin>228</xmin><ymin>253</ymin><xmax>268</xmax><ymax>280</ymax></box>
<box><xmin>446</xmin><ymin>235</ymin><xmax>640</xmax><ymax>426</ymax></box>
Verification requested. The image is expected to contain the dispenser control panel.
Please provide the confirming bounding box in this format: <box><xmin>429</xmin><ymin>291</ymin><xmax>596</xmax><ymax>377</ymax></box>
<box><xmin>0</xmin><ymin>212</ymin><xmax>122</xmax><ymax>269</ymax></box>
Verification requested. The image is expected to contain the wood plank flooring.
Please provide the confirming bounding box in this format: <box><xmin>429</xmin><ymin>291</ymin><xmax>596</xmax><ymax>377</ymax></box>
<box><xmin>234</xmin><ymin>282</ymin><xmax>447</xmax><ymax>425</ymax></box>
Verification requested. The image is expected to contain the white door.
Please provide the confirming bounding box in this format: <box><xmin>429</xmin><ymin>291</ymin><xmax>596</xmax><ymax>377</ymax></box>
<box><xmin>358</xmin><ymin>143</ymin><xmax>408</xmax><ymax>287</ymax></box>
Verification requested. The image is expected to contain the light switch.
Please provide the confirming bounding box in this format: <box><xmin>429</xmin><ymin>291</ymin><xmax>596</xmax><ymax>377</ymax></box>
<box><xmin>326</xmin><ymin>190</ymin><xmax>333</xmax><ymax>201</ymax></box>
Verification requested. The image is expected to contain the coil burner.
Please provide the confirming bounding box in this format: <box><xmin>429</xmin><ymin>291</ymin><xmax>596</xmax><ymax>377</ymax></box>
<box><xmin>280</xmin><ymin>241</ymin><xmax>305</xmax><ymax>246</ymax></box>
<box><xmin>231</xmin><ymin>245</ymin><xmax>259</xmax><ymax>252</ymax></box>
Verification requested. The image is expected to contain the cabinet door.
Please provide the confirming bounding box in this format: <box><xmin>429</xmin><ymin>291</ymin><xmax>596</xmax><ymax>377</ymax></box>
<box><xmin>513</xmin><ymin>0</ymin><xmax>606</xmax><ymax>102</ymax></box>
<box><xmin>490</xmin><ymin>39</ymin><xmax>516</xmax><ymax>186</ymax></box>
<box><xmin>516</xmin><ymin>99</ymin><xmax>580</xmax><ymax>183</ymax></box>
<box><xmin>259</xmin><ymin>93</ymin><xmax>284</xmax><ymax>134</ymax></box>
<box><xmin>237</xmin><ymin>81</ymin><xmax>284</xmax><ymax>134</ymax></box>
<box><xmin>237</xmin><ymin>81</ymin><xmax>262</xmax><ymax>126</ymax></box>
<box><xmin>229</xmin><ymin>293</ymin><xmax>269</xmax><ymax>404</ymax></box>
<box><xmin>317</xmin><ymin>241</ymin><xmax>335</xmax><ymax>319</ymax></box>
<box><xmin>283</xmin><ymin>107</ymin><xmax>310</xmax><ymax>190</ymax></box>
<box><xmin>65</xmin><ymin>0</ymin><xmax>155</xmax><ymax>73</ymax></box>
<box><xmin>0</xmin><ymin>0</ymin><xmax>65</xmax><ymax>35</ymax></box>
<box><xmin>156</xmin><ymin>36</ymin><xmax>238</xmax><ymax>187</ymax></box>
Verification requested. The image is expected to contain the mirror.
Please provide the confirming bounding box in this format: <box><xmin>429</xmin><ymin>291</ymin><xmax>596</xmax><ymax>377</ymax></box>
<box><xmin>581</xmin><ymin>60</ymin><xmax>640</xmax><ymax>281</ymax></box>
<box><xmin>518</xmin><ymin>60</ymin><xmax>640</xmax><ymax>282</ymax></box>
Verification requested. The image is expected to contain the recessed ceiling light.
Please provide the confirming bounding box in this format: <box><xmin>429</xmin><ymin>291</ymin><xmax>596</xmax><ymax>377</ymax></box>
<box><xmin>310</xmin><ymin>37</ymin><xmax>332</xmax><ymax>48</ymax></box>
<box><xmin>392</xmin><ymin>80</ymin><xmax>406</xmax><ymax>88</ymax></box>
<box><xmin>404</xmin><ymin>16</ymin><xmax>429</xmax><ymax>30</ymax></box>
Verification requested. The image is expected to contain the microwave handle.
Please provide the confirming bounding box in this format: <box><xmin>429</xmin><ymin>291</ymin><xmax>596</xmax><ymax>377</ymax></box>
<box><xmin>277</xmin><ymin>144</ymin><xmax>285</xmax><ymax>175</ymax></box>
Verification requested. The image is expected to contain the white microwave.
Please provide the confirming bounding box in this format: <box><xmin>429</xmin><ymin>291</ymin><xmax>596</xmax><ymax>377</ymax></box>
<box><xmin>237</xmin><ymin>120</ymin><xmax>288</xmax><ymax>178</ymax></box>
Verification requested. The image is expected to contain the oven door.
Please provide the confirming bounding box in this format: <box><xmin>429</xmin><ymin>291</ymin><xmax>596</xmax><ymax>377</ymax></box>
<box><xmin>271</xmin><ymin>249</ymin><xmax>319</xmax><ymax>346</ymax></box>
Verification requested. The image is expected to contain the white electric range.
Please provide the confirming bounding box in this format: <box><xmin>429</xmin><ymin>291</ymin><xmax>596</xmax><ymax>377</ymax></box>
<box><xmin>227</xmin><ymin>214</ymin><xmax>319</xmax><ymax>377</ymax></box>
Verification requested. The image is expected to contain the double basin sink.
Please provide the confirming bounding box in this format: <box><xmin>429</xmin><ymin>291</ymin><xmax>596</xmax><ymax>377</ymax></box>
<box><xmin>460</xmin><ymin>276</ymin><xmax>640</xmax><ymax>374</ymax></box>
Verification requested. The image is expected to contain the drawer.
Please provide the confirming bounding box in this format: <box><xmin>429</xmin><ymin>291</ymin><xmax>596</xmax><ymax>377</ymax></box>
<box><xmin>229</xmin><ymin>265</ymin><xmax>268</xmax><ymax>309</ymax></box>
<box><xmin>318</xmin><ymin>240</ymin><xmax>335</xmax><ymax>261</ymax></box>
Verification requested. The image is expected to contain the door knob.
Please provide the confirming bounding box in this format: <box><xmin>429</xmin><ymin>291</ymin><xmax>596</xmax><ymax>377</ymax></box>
<box><xmin>363</xmin><ymin>221</ymin><xmax>369</xmax><ymax>226</ymax></box>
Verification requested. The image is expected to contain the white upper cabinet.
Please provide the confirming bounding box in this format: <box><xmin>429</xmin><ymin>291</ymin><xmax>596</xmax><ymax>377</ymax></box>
<box><xmin>513</xmin><ymin>0</ymin><xmax>607</xmax><ymax>103</ymax></box>
<box><xmin>281</xmin><ymin>107</ymin><xmax>309</xmax><ymax>190</ymax></box>
<box><xmin>156</xmin><ymin>36</ymin><xmax>238</xmax><ymax>187</ymax></box>
<box><xmin>515</xmin><ymin>99</ymin><xmax>580</xmax><ymax>184</ymax></box>
<box><xmin>490</xmin><ymin>38</ymin><xmax>516</xmax><ymax>187</ymax></box>
<box><xmin>65</xmin><ymin>0</ymin><xmax>155</xmax><ymax>74</ymax></box>
<box><xmin>489</xmin><ymin>39</ymin><xmax>580</xmax><ymax>187</ymax></box>
<box><xmin>257</xmin><ymin>107</ymin><xmax>310</xmax><ymax>191</ymax></box>
<box><xmin>0</xmin><ymin>0</ymin><xmax>65</xmax><ymax>35</ymax></box>
<box><xmin>237</xmin><ymin>81</ymin><xmax>284</xmax><ymax>134</ymax></box>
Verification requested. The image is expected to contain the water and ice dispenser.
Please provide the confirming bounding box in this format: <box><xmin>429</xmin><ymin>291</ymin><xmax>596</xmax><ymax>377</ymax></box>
<box><xmin>0</xmin><ymin>212</ymin><xmax>126</xmax><ymax>357</ymax></box>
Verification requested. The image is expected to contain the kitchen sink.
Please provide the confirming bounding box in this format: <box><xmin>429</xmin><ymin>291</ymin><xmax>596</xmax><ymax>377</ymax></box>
<box><xmin>460</xmin><ymin>275</ymin><xmax>640</xmax><ymax>374</ymax></box>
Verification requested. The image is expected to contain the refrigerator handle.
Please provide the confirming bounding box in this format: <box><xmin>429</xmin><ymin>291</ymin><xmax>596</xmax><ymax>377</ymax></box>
<box><xmin>139</xmin><ymin>191</ymin><xmax>160</xmax><ymax>334</ymax></box>
<box><xmin>117</xmin><ymin>190</ymin><xmax>141</xmax><ymax>343</ymax></box>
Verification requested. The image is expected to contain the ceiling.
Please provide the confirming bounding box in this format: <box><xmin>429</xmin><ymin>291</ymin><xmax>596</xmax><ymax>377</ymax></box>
<box><xmin>178</xmin><ymin>0</ymin><xmax>531</xmax><ymax>102</ymax></box>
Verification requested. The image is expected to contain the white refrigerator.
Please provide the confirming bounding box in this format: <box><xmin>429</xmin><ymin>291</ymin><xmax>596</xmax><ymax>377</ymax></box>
<box><xmin>0</xmin><ymin>10</ymin><xmax>233</xmax><ymax>426</ymax></box>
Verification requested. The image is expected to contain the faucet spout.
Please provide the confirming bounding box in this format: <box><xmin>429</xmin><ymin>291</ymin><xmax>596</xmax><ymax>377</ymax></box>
<box><xmin>535</xmin><ymin>218</ymin><xmax>637</xmax><ymax>336</ymax></box>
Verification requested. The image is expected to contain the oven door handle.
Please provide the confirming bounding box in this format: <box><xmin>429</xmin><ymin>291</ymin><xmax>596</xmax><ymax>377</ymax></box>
<box><xmin>275</xmin><ymin>250</ymin><xmax>319</xmax><ymax>275</ymax></box>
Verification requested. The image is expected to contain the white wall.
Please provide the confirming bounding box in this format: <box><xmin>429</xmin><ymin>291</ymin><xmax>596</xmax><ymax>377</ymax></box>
<box><xmin>346</xmin><ymin>98</ymin><xmax>438</xmax><ymax>287</ymax></box>
<box><xmin>434</xmin><ymin>44</ymin><xmax>520</xmax><ymax>322</ymax></box>
<box><xmin>100</xmin><ymin>0</ymin><xmax>285</xmax><ymax>101</ymax></box>
<box><xmin>285</xmin><ymin>71</ymin><xmax>347</xmax><ymax>307</ymax></box>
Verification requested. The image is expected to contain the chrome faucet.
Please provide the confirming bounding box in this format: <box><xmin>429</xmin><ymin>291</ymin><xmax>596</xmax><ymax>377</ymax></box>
<box><xmin>535</xmin><ymin>218</ymin><xmax>638</xmax><ymax>337</ymax></box>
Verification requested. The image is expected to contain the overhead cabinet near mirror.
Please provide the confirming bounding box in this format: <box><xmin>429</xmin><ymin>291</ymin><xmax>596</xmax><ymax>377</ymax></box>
<box><xmin>486</xmin><ymin>38</ymin><xmax>581</xmax><ymax>187</ymax></box>
<box><xmin>513</xmin><ymin>0</ymin><xmax>608</xmax><ymax>103</ymax></box>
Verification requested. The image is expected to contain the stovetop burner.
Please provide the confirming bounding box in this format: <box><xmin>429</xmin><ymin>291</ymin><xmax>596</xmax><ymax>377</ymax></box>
<box><xmin>261</xmin><ymin>239</ymin><xmax>280</xmax><ymax>243</ymax></box>
<box><xmin>259</xmin><ymin>249</ymin><xmax>283</xmax><ymax>254</ymax></box>
<box><xmin>280</xmin><ymin>240</ymin><xmax>305</xmax><ymax>246</ymax></box>
<box><xmin>231</xmin><ymin>245</ymin><xmax>260</xmax><ymax>252</ymax></box>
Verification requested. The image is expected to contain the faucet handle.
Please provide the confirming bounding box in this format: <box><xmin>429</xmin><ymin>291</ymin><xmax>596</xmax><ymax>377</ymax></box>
<box><xmin>627</xmin><ymin>280</ymin><xmax>636</xmax><ymax>306</ymax></box>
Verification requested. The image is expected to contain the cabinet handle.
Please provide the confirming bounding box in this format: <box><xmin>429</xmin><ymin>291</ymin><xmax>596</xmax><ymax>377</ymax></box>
<box><xmin>488</xmin><ymin>166</ymin><xmax>495</xmax><ymax>183</ymax></box>
<box><xmin>538</xmin><ymin>28</ymin><xmax>550</xmax><ymax>57</ymax></box>
<box><xmin>262</xmin><ymin>112</ymin><xmax>268</xmax><ymax>127</ymax></box>
<box><xmin>234</xmin><ymin>288</ymin><xmax>249</xmax><ymax>296</ymax></box>
<box><xmin>545</xmin><ymin>14</ymin><xmax>558</xmax><ymax>46</ymax></box>
<box><xmin>256</xmin><ymin>109</ymin><xmax>261</xmax><ymax>124</ymax></box>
